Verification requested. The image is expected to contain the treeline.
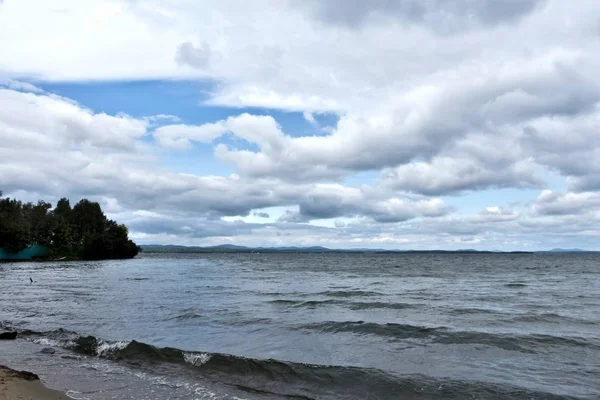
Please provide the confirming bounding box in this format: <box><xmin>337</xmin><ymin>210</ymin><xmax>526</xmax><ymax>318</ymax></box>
<box><xmin>0</xmin><ymin>192</ymin><xmax>139</xmax><ymax>260</ymax></box>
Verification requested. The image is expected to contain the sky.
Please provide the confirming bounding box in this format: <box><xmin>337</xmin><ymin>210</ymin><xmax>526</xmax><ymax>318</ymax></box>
<box><xmin>1</xmin><ymin>0</ymin><xmax>600</xmax><ymax>251</ymax></box>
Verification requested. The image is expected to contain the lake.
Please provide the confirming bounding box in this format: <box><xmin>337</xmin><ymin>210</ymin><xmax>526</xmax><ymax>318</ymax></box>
<box><xmin>1</xmin><ymin>253</ymin><xmax>599</xmax><ymax>399</ymax></box>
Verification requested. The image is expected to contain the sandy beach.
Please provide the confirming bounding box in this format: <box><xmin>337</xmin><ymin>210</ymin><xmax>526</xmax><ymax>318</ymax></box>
<box><xmin>0</xmin><ymin>365</ymin><xmax>70</xmax><ymax>400</ymax></box>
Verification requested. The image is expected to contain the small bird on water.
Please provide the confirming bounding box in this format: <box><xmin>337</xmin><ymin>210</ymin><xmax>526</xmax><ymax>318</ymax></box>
<box><xmin>29</xmin><ymin>277</ymin><xmax>33</xmax><ymax>284</ymax></box>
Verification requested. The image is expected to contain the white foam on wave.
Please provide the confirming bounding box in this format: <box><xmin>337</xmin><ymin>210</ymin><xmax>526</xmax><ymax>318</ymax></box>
<box><xmin>65</xmin><ymin>339</ymin><xmax>77</xmax><ymax>349</ymax></box>
<box><xmin>193</xmin><ymin>386</ymin><xmax>219</xmax><ymax>399</ymax></box>
<box><xmin>183</xmin><ymin>352</ymin><xmax>211</xmax><ymax>366</ymax></box>
<box><xmin>96</xmin><ymin>340</ymin><xmax>129</xmax><ymax>356</ymax></box>
<box><xmin>79</xmin><ymin>360</ymin><xmax>125</xmax><ymax>375</ymax></box>
<box><xmin>65</xmin><ymin>390</ymin><xmax>92</xmax><ymax>400</ymax></box>
<box><xmin>31</xmin><ymin>337</ymin><xmax>61</xmax><ymax>347</ymax></box>
<box><xmin>133</xmin><ymin>369</ymin><xmax>220</xmax><ymax>399</ymax></box>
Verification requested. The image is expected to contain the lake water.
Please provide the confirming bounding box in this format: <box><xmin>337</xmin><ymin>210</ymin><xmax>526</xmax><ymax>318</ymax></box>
<box><xmin>1</xmin><ymin>253</ymin><xmax>599</xmax><ymax>399</ymax></box>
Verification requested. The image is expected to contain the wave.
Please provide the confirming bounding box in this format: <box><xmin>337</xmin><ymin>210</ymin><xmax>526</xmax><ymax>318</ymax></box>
<box><xmin>315</xmin><ymin>290</ymin><xmax>382</xmax><ymax>298</ymax></box>
<box><xmin>164</xmin><ymin>312</ymin><xmax>203</xmax><ymax>321</ymax></box>
<box><xmin>300</xmin><ymin>321</ymin><xmax>600</xmax><ymax>354</ymax></box>
<box><xmin>183</xmin><ymin>352</ymin><xmax>212</xmax><ymax>366</ymax></box>
<box><xmin>305</xmin><ymin>321</ymin><xmax>437</xmax><ymax>339</ymax></box>
<box><xmin>268</xmin><ymin>299</ymin><xmax>414</xmax><ymax>310</ymax></box>
<box><xmin>4</xmin><ymin>323</ymin><xmax>581</xmax><ymax>400</ymax></box>
<box><xmin>447</xmin><ymin>307</ymin><xmax>502</xmax><ymax>316</ymax></box>
<box><xmin>504</xmin><ymin>283</ymin><xmax>528</xmax><ymax>288</ymax></box>
<box><xmin>268</xmin><ymin>299</ymin><xmax>342</xmax><ymax>308</ymax></box>
<box><xmin>507</xmin><ymin>313</ymin><xmax>599</xmax><ymax>325</ymax></box>
<box><xmin>348</xmin><ymin>301</ymin><xmax>415</xmax><ymax>311</ymax></box>
<box><xmin>268</xmin><ymin>299</ymin><xmax>300</xmax><ymax>305</ymax></box>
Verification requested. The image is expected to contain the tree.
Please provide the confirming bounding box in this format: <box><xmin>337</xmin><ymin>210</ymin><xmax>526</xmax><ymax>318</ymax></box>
<box><xmin>71</xmin><ymin>199</ymin><xmax>106</xmax><ymax>245</ymax></box>
<box><xmin>26</xmin><ymin>201</ymin><xmax>54</xmax><ymax>246</ymax></box>
<box><xmin>51</xmin><ymin>197</ymin><xmax>73</xmax><ymax>253</ymax></box>
<box><xmin>0</xmin><ymin>197</ymin><xmax>30</xmax><ymax>252</ymax></box>
<box><xmin>54</xmin><ymin>198</ymin><xmax>72</xmax><ymax>222</ymax></box>
<box><xmin>102</xmin><ymin>221</ymin><xmax>139</xmax><ymax>259</ymax></box>
<box><xmin>51</xmin><ymin>218</ymin><xmax>73</xmax><ymax>254</ymax></box>
<box><xmin>0</xmin><ymin>193</ymin><xmax>139</xmax><ymax>260</ymax></box>
<box><xmin>80</xmin><ymin>219</ymin><xmax>139</xmax><ymax>260</ymax></box>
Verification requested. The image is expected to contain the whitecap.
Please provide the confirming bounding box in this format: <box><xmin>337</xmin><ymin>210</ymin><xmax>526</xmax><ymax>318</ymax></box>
<box><xmin>96</xmin><ymin>340</ymin><xmax>129</xmax><ymax>356</ymax></box>
<box><xmin>31</xmin><ymin>338</ymin><xmax>61</xmax><ymax>347</ymax></box>
<box><xmin>183</xmin><ymin>352</ymin><xmax>211</xmax><ymax>366</ymax></box>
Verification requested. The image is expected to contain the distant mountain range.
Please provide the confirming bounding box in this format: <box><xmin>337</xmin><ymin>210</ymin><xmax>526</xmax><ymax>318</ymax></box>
<box><xmin>140</xmin><ymin>244</ymin><xmax>545</xmax><ymax>254</ymax></box>
<box><xmin>545</xmin><ymin>248</ymin><xmax>591</xmax><ymax>253</ymax></box>
<box><xmin>141</xmin><ymin>244</ymin><xmax>348</xmax><ymax>253</ymax></box>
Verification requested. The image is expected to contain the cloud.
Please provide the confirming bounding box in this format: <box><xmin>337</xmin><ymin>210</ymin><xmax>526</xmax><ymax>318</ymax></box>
<box><xmin>381</xmin><ymin>157</ymin><xmax>541</xmax><ymax>195</ymax></box>
<box><xmin>532</xmin><ymin>190</ymin><xmax>600</xmax><ymax>216</ymax></box>
<box><xmin>154</xmin><ymin>121</ymin><xmax>228</xmax><ymax>150</ymax></box>
<box><xmin>164</xmin><ymin>47</ymin><xmax>599</xmax><ymax>193</ymax></box>
<box><xmin>122</xmin><ymin>210</ymin><xmax>257</xmax><ymax>239</ymax></box>
<box><xmin>520</xmin><ymin>108</ymin><xmax>600</xmax><ymax>192</ymax></box>
<box><xmin>145</xmin><ymin>114</ymin><xmax>182</xmax><ymax>125</ymax></box>
<box><xmin>380</xmin><ymin>132</ymin><xmax>544</xmax><ymax>195</ymax></box>
<box><xmin>471</xmin><ymin>207</ymin><xmax>520</xmax><ymax>223</ymax></box>
<box><xmin>0</xmin><ymin>88</ymin><xmax>148</xmax><ymax>151</ymax></box>
<box><xmin>2</xmin><ymin>1</ymin><xmax>600</xmax><ymax>249</ymax></box>
<box><xmin>0</xmin><ymin>87</ymin><xmax>451</xmax><ymax>231</ymax></box>
<box><xmin>278</xmin><ymin>184</ymin><xmax>453</xmax><ymax>223</ymax></box>
<box><xmin>1</xmin><ymin>1</ymin><xmax>593</xmax><ymax>110</ymax></box>
<box><xmin>303</xmin><ymin>111</ymin><xmax>317</xmax><ymax>125</ymax></box>
<box><xmin>175</xmin><ymin>41</ymin><xmax>212</xmax><ymax>69</ymax></box>
<box><xmin>0</xmin><ymin>78</ymin><xmax>44</xmax><ymax>93</ymax></box>
<box><xmin>253</xmin><ymin>212</ymin><xmax>270</xmax><ymax>218</ymax></box>
<box><xmin>298</xmin><ymin>0</ymin><xmax>543</xmax><ymax>31</ymax></box>
<box><xmin>155</xmin><ymin>113</ymin><xmax>283</xmax><ymax>152</ymax></box>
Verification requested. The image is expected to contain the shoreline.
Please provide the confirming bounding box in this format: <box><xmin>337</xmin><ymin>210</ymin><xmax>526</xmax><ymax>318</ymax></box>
<box><xmin>0</xmin><ymin>365</ymin><xmax>70</xmax><ymax>400</ymax></box>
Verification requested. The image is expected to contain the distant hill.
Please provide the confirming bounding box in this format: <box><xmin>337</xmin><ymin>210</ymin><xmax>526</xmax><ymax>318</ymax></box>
<box><xmin>213</xmin><ymin>244</ymin><xmax>250</xmax><ymax>250</ymax></box>
<box><xmin>139</xmin><ymin>245</ymin><xmax>533</xmax><ymax>254</ymax></box>
<box><xmin>260</xmin><ymin>246</ymin><xmax>331</xmax><ymax>251</ymax></box>
<box><xmin>546</xmin><ymin>248</ymin><xmax>590</xmax><ymax>253</ymax></box>
<box><xmin>140</xmin><ymin>244</ymin><xmax>334</xmax><ymax>253</ymax></box>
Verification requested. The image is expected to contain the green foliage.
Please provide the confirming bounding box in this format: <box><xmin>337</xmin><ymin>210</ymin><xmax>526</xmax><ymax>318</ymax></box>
<box><xmin>25</xmin><ymin>201</ymin><xmax>55</xmax><ymax>246</ymax></box>
<box><xmin>54</xmin><ymin>198</ymin><xmax>72</xmax><ymax>220</ymax></box>
<box><xmin>0</xmin><ymin>191</ymin><xmax>139</xmax><ymax>260</ymax></box>
<box><xmin>0</xmin><ymin>197</ymin><xmax>30</xmax><ymax>253</ymax></box>
<box><xmin>72</xmin><ymin>199</ymin><xmax>105</xmax><ymax>244</ymax></box>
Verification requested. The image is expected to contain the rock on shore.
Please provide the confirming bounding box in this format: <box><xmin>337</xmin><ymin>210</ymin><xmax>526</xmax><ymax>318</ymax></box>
<box><xmin>0</xmin><ymin>365</ymin><xmax>70</xmax><ymax>400</ymax></box>
<box><xmin>0</xmin><ymin>331</ymin><xmax>17</xmax><ymax>340</ymax></box>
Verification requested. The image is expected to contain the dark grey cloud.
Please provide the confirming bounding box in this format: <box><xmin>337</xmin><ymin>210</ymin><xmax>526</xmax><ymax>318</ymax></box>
<box><xmin>253</xmin><ymin>212</ymin><xmax>271</xmax><ymax>218</ymax></box>
<box><xmin>278</xmin><ymin>210</ymin><xmax>305</xmax><ymax>223</ymax></box>
<box><xmin>519</xmin><ymin>104</ymin><xmax>600</xmax><ymax>192</ymax></box>
<box><xmin>532</xmin><ymin>191</ymin><xmax>600</xmax><ymax>216</ymax></box>
<box><xmin>277</xmin><ymin>190</ymin><xmax>452</xmax><ymax>223</ymax></box>
<box><xmin>381</xmin><ymin>153</ymin><xmax>543</xmax><ymax>196</ymax></box>
<box><xmin>299</xmin><ymin>0</ymin><xmax>543</xmax><ymax>31</ymax></box>
<box><xmin>299</xmin><ymin>196</ymin><xmax>349</xmax><ymax>220</ymax></box>
<box><xmin>569</xmin><ymin>175</ymin><xmax>600</xmax><ymax>192</ymax></box>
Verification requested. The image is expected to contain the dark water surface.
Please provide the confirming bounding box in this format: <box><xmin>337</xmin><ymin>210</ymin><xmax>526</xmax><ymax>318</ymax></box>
<box><xmin>1</xmin><ymin>253</ymin><xmax>599</xmax><ymax>399</ymax></box>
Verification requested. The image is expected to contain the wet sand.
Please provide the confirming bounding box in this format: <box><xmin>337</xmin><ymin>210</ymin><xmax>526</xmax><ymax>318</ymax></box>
<box><xmin>0</xmin><ymin>365</ymin><xmax>70</xmax><ymax>400</ymax></box>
